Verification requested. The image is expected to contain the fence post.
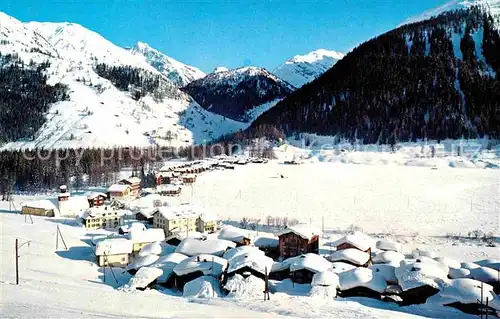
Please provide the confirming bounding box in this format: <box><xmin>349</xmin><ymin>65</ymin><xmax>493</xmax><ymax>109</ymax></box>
<box><xmin>15</xmin><ymin>239</ymin><xmax>19</xmax><ymax>285</ymax></box>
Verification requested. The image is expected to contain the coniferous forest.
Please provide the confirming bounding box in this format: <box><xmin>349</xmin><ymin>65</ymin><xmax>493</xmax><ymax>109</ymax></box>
<box><xmin>252</xmin><ymin>8</ymin><xmax>500</xmax><ymax>143</ymax></box>
<box><xmin>0</xmin><ymin>53</ymin><xmax>69</xmax><ymax>143</ymax></box>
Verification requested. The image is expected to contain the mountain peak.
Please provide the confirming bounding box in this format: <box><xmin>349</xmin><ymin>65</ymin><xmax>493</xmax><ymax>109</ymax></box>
<box><xmin>128</xmin><ymin>41</ymin><xmax>205</xmax><ymax>87</ymax></box>
<box><xmin>273</xmin><ymin>48</ymin><xmax>344</xmax><ymax>88</ymax></box>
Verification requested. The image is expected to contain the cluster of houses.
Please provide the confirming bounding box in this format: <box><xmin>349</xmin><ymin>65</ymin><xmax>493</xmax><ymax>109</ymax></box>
<box><xmin>93</xmin><ymin>222</ymin><xmax>500</xmax><ymax>316</ymax></box>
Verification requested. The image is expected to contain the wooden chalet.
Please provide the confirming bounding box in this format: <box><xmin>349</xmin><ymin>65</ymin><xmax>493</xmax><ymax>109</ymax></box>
<box><xmin>277</xmin><ymin>224</ymin><xmax>321</xmax><ymax>259</ymax></box>
<box><xmin>87</xmin><ymin>192</ymin><xmax>107</xmax><ymax>207</ymax></box>
<box><xmin>182</xmin><ymin>174</ymin><xmax>196</xmax><ymax>184</ymax></box>
<box><xmin>119</xmin><ymin>177</ymin><xmax>141</xmax><ymax>198</ymax></box>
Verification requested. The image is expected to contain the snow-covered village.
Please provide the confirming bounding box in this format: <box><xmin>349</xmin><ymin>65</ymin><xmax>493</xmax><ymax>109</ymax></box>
<box><xmin>1</xmin><ymin>0</ymin><xmax>500</xmax><ymax>318</ymax></box>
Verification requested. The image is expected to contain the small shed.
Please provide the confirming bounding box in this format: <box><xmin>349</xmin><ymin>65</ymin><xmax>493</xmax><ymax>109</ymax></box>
<box><xmin>277</xmin><ymin>223</ymin><xmax>321</xmax><ymax>259</ymax></box>
<box><xmin>286</xmin><ymin>253</ymin><xmax>332</xmax><ymax>284</ymax></box>
<box><xmin>332</xmin><ymin>232</ymin><xmax>373</xmax><ymax>254</ymax></box>
<box><xmin>225</xmin><ymin>247</ymin><xmax>274</xmax><ymax>280</ymax></box>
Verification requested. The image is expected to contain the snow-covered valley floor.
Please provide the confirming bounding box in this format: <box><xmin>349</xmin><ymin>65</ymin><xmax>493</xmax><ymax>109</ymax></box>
<box><xmin>1</xmin><ymin>159</ymin><xmax>499</xmax><ymax>318</ymax></box>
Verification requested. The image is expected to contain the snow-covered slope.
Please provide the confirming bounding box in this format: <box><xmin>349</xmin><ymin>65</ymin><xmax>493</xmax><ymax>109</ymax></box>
<box><xmin>128</xmin><ymin>41</ymin><xmax>205</xmax><ymax>87</ymax></box>
<box><xmin>273</xmin><ymin>49</ymin><xmax>344</xmax><ymax>88</ymax></box>
<box><xmin>26</xmin><ymin>21</ymin><xmax>156</xmax><ymax>71</ymax></box>
<box><xmin>0</xmin><ymin>13</ymin><xmax>245</xmax><ymax>149</ymax></box>
<box><xmin>400</xmin><ymin>0</ymin><xmax>500</xmax><ymax>27</ymax></box>
<box><xmin>183</xmin><ymin>66</ymin><xmax>294</xmax><ymax>121</ymax></box>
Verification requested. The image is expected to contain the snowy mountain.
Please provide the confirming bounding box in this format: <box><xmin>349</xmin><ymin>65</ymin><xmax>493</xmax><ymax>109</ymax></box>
<box><xmin>182</xmin><ymin>67</ymin><xmax>294</xmax><ymax>121</ymax></box>
<box><xmin>273</xmin><ymin>49</ymin><xmax>344</xmax><ymax>88</ymax></box>
<box><xmin>253</xmin><ymin>6</ymin><xmax>500</xmax><ymax>142</ymax></box>
<box><xmin>128</xmin><ymin>41</ymin><xmax>205</xmax><ymax>87</ymax></box>
<box><xmin>0</xmin><ymin>13</ymin><xmax>245</xmax><ymax>149</ymax></box>
<box><xmin>213</xmin><ymin>66</ymin><xmax>229</xmax><ymax>73</ymax></box>
<box><xmin>400</xmin><ymin>0</ymin><xmax>500</xmax><ymax>27</ymax></box>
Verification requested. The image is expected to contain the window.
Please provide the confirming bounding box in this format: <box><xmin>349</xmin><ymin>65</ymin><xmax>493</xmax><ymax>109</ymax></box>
<box><xmin>121</xmin><ymin>257</ymin><xmax>126</xmax><ymax>262</ymax></box>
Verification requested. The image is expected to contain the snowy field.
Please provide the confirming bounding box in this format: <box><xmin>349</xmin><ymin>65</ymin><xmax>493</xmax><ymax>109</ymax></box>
<box><xmin>183</xmin><ymin>160</ymin><xmax>499</xmax><ymax>238</ymax></box>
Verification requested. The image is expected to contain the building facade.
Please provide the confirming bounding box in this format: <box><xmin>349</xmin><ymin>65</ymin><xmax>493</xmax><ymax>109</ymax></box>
<box><xmin>83</xmin><ymin>206</ymin><xmax>125</xmax><ymax>230</ymax></box>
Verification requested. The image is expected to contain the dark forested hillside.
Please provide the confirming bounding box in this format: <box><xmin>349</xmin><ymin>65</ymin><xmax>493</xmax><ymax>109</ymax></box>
<box><xmin>182</xmin><ymin>67</ymin><xmax>294</xmax><ymax>121</ymax></box>
<box><xmin>252</xmin><ymin>8</ymin><xmax>500</xmax><ymax>143</ymax></box>
<box><xmin>0</xmin><ymin>53</ymin><xmax>69</xmax><ymax>143</ymax></box>
<box><xmin>94</xmin><ymin>63</ymin><xmax>183</xmax><ymax>101</ymax></box>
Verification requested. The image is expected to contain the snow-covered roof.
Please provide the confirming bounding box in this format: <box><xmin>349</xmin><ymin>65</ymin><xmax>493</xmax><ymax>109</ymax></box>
<box><xmin>137</xmin><ymin>241</ymin><xmax>162</xmax><ymax>257</ymax></box>
<box><xmin>126</xmin><ymin>254</ymin><xmax>160</xmax><ymax>271</ymax></box>
<box><xmin>288</xmin><ymin>253</ymin><xmax>331</xmax><ymax>273</ymax></box>
<box><xmin>226</xmin><ymin>249</ymin><xmax>274</xmax><ymax>275</ymax></box>
<box><xmin>372</xmin><ymin>251</ymin><xmax>405</xmax><ymax>265</ymax></box>
<box><xmin>395</xmin><ymin>260</ymin><xmax>449</xmax><ymax>291</ymax></box>
<box><xmin>428</xmin><ymin>278</ymin><xmax>496</xmax><ymax>307</ymax></box>
<box><xmin>375</xmin><ymin>238</ymin><xmax>402</xmax><ymax>252</ymax></box>
<box><xmin>175</xmin><ymin>238</ymin><xmax>236</xmax><ymax>257</ymax></box>
<box><xmin>368</xmin><ymin>264</ymin><xmax>398</xmax><ymax>284</ymax></box>
<box><xmin>448</xmin><ymin>267</ymin><xmax>471</xmax><ymax>279</ymax></box>
<box><xmin>332</xmin><ymin>232</ymin><xmax>372</xmax><ymax>251</ymax></box>
<box><xmin>128</xmin><ymin>228</ymin><xmax>165</xmax><ymax>244</ymax></box>
<box><xmin>475</xmin><ymin>258</ymin><xmax>500</xmax><ymax>271</ymax></box>
<box><xmin>339</xmin><ymin>268</ymin><xmax>387</xmax><ymax>294</ymax></box>
<box><xmin>433</xmin><ymin>257</ymin><xmax>461</xmax><ymax>270</ymax></box>
<box><xmin>182</xmin><ymin>174</ymin><xmax>196</xmax><ymax>178</ymax></box>
<box><xmin>108</xmin><ymin>184</ymin><xmax>131</xmax><ymax>193</ymax></box>
<box><xmin>469</xmin><ymin>266</ymin><xmax>498</xmax><ymax>283</ymax></box>
<box><xmin>21</xmin><ymin>199</ymin><xmax>57</xmax><ymax>211</ymax></box>
<box><xmin>173</xmin><ymin>254</ymin><xmax>228</xmax><ymax>277</ymax></box>
<box><xmin>119</xmin><ymin>222</ymin><xmax>146</xmax><ymax>234</ymax></box>
<box><xmin>156</xmin><ymin>184</ymin><xmax>181</xmax><ymax>192</ymax></box>
<box><xmin>329</xmin><ymin>248</ymin><xmax>370</xmax><ymax>266</ymax></box>
<box><xmin>224</xmin><ymin>274</ymin><xmax>265</xmax><ymax>299</ymax></box>
<box><xmin>82</xmin><ymin>206</ymin><xmax>124</xmax><ymax>219</ymax></box>
<box><xmin>330</xmin><ymin>262</ymin><xmax>357</xmax><ymax>274</ymax></box>
<box><xmin>253</xmin><ymin>236</ymin><xmax>279</xmax><ymax>248</ymax></box>
<box><xmin>218</xmin><ymin>226</ymin><xmax>250</xmax><ymax>243</ymax></box>
<box><xmin>311</xmin><ymin>270</ymin><xmax>340</xmax><ymax>288</ymax></box>
<box><xmin>121</xmin><ymin>267</ymin><xmax>163</xmax><ymax>291</ymax></box>
<box><xmin>95</xmin><ymin>238</ymin><xmax>133</xmax><ymax>256</ymax></box>
<box><xmin>150</xmin><ymin>253</ymin><xmax>189</xmax><ymax>283</ymax></box>
<box><xmin>120</xmin><ymin>177</ymin><xmax>141</xmax><ymax>185</ymax></box>
<box><xmin>223</xmin><ymin>245</ymin><xmax>260</xmax><ymax>260</ymax></box>
<box><xmin>86</xmin><ymin>192</ymin><xmax>107</xmax><ymax>199</ymax></box>
<box><xmin>277</xmin><ymin>223</ymin><xmax>321</xmax><ymax>239</ymax></box>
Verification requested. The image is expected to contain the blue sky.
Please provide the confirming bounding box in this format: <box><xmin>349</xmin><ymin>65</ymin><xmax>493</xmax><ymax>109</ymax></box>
<box><xmin>3</xmin><ymin>0</ymin><xmax>449</xmax><ymax>73</ymax></box>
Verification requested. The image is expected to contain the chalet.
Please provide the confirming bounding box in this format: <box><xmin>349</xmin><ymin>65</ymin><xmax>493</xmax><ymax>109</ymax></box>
<box><xmin>181</xmin><ymin>174</ymin><xmax>196</xmax><ymax>184</ymax></box>
<box><xmin>95</xmin><ymin>238</ymin><xmax>133</xmax><ymax>267</ymax></box>
<box><xmin>87</xmin><ymin>192</ymin><xmax>107</xmax><ymax>207</ymax></box>
<box><xmin>333</xmin><ymin>232</ymin><xmax>372</xmax><ymax>254</ymax></box>
<box><xmin>277</xmin><ymin>223</ymin><xmax>321</xmax><ymax>259</ymax></box>
<box><xmin>128</xmin><ymin>228</ymin><xmax>165</xmax><ymax>253</ymax></box>
<box><xmin>157</xmin><ymin>184</ymin><xmax>182</xmax><ymax>196</ymax></box>
<box><xmin>108</xmin><ymin>184</ymin><xmax>133</xmax><ymax>201</ymax></box>
<box><xmin>154</xmin><ymin>253</ymin><xmax>189</xmax><ymax>288</ymax></box>
<box><xmin>172</xmin><ymin>254</ymin><xmax>228</xmax><ymax>291</ymax></box>
<box><xmin>82</xmin><ymin>206</ymin><xmax>125</xmax><ymax>230</ymax></box>
<box><xmin>119</xmin><ymin>177</ymin><xmax>141</xmax><ymax>198</ymax></box>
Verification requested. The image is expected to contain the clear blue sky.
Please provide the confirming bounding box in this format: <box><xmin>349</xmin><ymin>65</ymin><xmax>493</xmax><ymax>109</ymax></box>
<box><xmin>3</xmin><ymin>0</ymin><xmax>448</xmax><ymax>73</ymax></box>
